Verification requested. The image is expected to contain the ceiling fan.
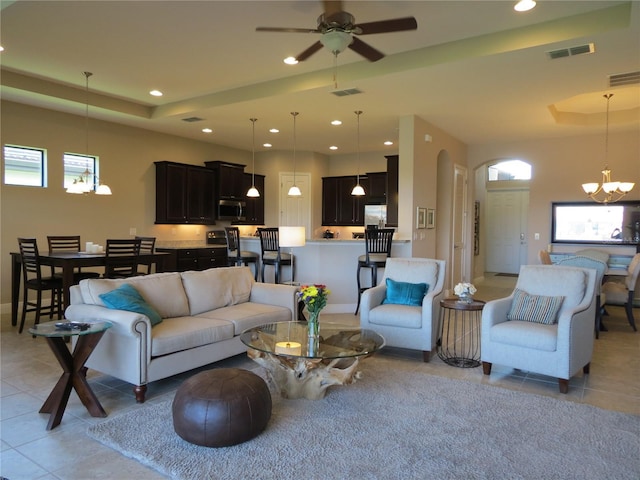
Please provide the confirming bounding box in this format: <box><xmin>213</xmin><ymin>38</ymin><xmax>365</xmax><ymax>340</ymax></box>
<box><xmin>256</xmin><ymin>0</ymin><xmax>418</xmax><ymax>62</ymax></box>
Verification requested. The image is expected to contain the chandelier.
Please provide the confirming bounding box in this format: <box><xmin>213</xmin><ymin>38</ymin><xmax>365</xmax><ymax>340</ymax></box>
<box><xmin>66</xmin><ymin>72</ymin><xmax>112</xmax><ymax>195</ymax></box>
<box><xmin>581</xmin><ymin>94</ymin><xmax>634</xmax><ymax>204</ymax></box>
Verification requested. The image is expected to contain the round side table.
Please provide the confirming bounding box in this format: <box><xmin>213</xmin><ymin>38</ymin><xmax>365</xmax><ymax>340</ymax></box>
<box><xmin>437</xmin><ymin>298</ymin><xmax>485</xmax><ymax>368</ymax></box>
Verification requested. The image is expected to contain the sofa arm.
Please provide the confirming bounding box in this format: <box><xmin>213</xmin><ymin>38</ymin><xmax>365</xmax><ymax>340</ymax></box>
<box><xmin>65</xmin><ymin>304</ymin><xmax>152</xmax><ymax>340</ymax></box>
<box><xmin>249</xmin><ymin>283</ymin><xmax>299</xmax><ymax>319</ymax></box>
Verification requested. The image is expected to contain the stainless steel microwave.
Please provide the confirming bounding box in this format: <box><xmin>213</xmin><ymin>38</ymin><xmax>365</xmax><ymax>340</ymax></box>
<box><xmin>218</xmin><ymin>199</ymin><xmax>246</xmax><ymax>221</ymax></box>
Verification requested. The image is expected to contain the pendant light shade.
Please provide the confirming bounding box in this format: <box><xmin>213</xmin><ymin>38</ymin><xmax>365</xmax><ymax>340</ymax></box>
<box><xmin>288</xmin><ymin>111</ymin><xmax>302</xmax><ymax>197</ymax></box>
<box><xmin>66</xmin><ymin>71</ymin><xmax>112</xmax><ymax>195</ymax></box>
<box><xmin>351</xmin><ymin>110</ymin><xmax>366</xmax><ymax>196</ymax></box>
<box><xmin>246</xmin><ymin>117</ymin><xmax>260</xmax><ymax>198</ymax></box>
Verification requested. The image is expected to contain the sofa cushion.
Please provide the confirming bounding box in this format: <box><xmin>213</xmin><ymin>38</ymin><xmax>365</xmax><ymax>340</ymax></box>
<box><xmin>99</xmin><ymin>283</ymin><xmax>162</xmax><ymax>326</ymax></box>
<box><xmin>197</xmin><ymin>302</ymin><xmax>293</xmax><ymax>336</ymax></box>
<box><xmin>150</xmin><ymin>316</ymin><xmax>235</xmax><ymax>357</ymax></box>
<box><xmin>507</xmin><ymin>288</ymin><xmax>564</xmax><ymax>325</ymax></box>
<box><xmin>382</xmin><ymin>278</ymin><xmax>428</xmax><ymax>306</ymax></box>
<box><xmin>368</xmin><ymin>303</ymin><xmax>422</xmax><ymax>329</ymax></box>
<box><xmin>79</xmin><ymin>272</ymin><xmax>190</xmax><ymax>319</ymax></box>
<box><xmin>181</xmin><ymin>267</ymin><xmax>253</xmax><ymax>316</ymax></box>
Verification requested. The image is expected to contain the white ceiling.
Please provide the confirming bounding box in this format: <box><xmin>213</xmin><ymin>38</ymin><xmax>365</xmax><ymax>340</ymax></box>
<box><xmin>1</xmin><ymin>0</ymin><xmax>639</xmax><ymax>155</ymax></box>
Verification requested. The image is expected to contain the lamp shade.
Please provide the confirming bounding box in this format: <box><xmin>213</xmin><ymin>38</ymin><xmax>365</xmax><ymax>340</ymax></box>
<box><xmin>279</xmin><ymin>226</ymin><xmax>306</xmax><ymax>247</ymax></box>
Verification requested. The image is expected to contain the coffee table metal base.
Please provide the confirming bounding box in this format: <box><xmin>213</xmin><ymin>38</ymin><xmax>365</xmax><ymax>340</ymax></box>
<box><xmin>247</xmin><ymin>348</ymin><xmax>363</xmax><ymax>400</ymax></box>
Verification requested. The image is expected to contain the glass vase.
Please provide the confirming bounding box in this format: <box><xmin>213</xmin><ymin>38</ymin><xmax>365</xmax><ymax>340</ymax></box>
<box><xmin>307</xmin><ymin>310</ymin><xmax>320</xmax><ymax>339</ymax></box>
<box><xmin>457</xmin><ymin>292</ymin><xmax>473</xmax><ymax>304</ymax></box>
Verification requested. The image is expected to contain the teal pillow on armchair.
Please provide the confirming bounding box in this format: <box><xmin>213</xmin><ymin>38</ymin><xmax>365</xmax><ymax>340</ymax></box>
<box><xmin>382</xmin><ymin>278</ymin><xmax>429</xmax><ymax>306</ymax></box>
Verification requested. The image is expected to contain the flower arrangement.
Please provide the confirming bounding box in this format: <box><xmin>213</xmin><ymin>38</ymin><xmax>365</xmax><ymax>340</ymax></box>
<box><xmin>297</xmin><ymin>284</ymin><xmax>331</xmax><ymax>314</ymax></box>
<box><xmin>454</xmin><ymin>282</ymin><xmax>477</xmax><ymax>297</ymax></box>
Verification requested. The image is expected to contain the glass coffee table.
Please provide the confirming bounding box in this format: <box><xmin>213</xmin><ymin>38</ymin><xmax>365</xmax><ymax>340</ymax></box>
<box><xmin>241</xmin><ymin>321</ymin><xmax>385</xmax><ymax>400</ymax></box>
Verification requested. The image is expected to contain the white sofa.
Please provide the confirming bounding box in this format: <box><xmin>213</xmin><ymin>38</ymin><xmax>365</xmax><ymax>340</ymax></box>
<box><xmin>65</xmin><ymin>266</ymin><xmax>298</xmax><ymax>402</ymax></box>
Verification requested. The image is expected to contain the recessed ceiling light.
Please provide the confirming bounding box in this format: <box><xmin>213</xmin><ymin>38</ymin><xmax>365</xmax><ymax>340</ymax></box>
<box><xmin>0</xmin><ymin>46</ymin><xmax>4</xmax><ymax>52</ymax></box>
<box><xmin>269</xmin><ymin>128</ymin><xmax>279</xmax><ymax>133</ymax></box>
<box><xmin>384</xmin><ymin>141</ymin><xmax>394</xmax><ymax>146</ymax></box>
<box><xmin>263</xmin><ymin>143</ymin><xmax>272</xmax><ymax>148</ymax></box>
<box><xmin>331</xmin><ymin>120</ymin><xmax>342</xmax><ymax>126</ymax></box>
<box><xmin>284</xmin><ymin>57</ymin><xmax>298</xmax><ymax>65</ymax></box>
<box><xmin>514</xmin><ymin>0</ymin><xmax>536</xmax><ymax>12</ymax></box>
<box><xmin>202</xmin><ymin>128</ymin><xmax>213</xmax><ymax>133</ymax></box>
<box><xmin>329</xmin><ymin>146</ymin><xmax>338</xmax><ymax>150</ymax></box>
<box><xmin>149</xmin><ymin>90</ymin><xmax>163</xmax><ymax>97</ymax></box>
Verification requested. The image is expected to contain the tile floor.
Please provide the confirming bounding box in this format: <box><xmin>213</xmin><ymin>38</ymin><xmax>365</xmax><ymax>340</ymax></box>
<box><xmin>1</xmin><ymin>274</ymin><xmax>638</xmax><ymax>479</ymax></box>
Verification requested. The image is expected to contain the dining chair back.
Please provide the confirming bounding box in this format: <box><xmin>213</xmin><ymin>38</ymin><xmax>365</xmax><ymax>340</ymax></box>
<box><xmin>257</xmin><ymin>227</ymin><xmax>292</xmax><ymax>284</ymax></box>
<box><xmin>538</xmin><ymin>250</ymin><xmax>553</xmax><ymax>265</ymax></box>
<box><xmin>225</xmin><ymin>227</ymin><xmax>259</xmax><ymax>280</ymax></box>
<box><xmin>355</xmin><ymin>227</ymin><xmax>394</xmax><ymax>314</ymax></box>
<box><xmin>602</xmin><ymin>253</ymin><xmax>640</xmax><ymax>332</ymax></box>
<box><xmin>104</xmin><ymin>239</ymin><xmax>142</xmax><ymax>279</ymax></box>
<box><xmin>17</xmin><ymin>237</ymin><xmax>63</xmax><ymax>333</ymax></box>
<box><xmin>135</xmin><ymin>236</ymin><xmax>157</xmax><ymax>275</ymax></box>
<box><xmin>47</xmin><ymin>235</ymin><xmax>101</xmax><ymax>282</ymax></box>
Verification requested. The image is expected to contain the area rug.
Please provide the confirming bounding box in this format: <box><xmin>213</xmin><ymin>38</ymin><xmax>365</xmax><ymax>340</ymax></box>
<box><xmin>87</xmin><ymin>358</ymin><xmax>639</xmax><ymax>480</ymax></box>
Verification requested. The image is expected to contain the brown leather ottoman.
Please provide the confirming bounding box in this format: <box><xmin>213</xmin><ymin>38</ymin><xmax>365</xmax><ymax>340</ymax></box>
<box><xmin>172</xmin><ymin>368</ymin><xmax>271</xmax><ymax>447</ymax></box>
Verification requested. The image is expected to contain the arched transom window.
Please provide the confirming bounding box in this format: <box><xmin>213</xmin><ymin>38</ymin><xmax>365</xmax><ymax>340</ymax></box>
<box><xmin>487</xmin><ymin>160</ymin><xmax>531</xmax><ymax>181</ymax></box>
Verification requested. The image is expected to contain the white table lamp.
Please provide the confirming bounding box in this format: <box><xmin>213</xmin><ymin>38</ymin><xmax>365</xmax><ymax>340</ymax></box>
<box><xmin>279</xmin><ymin>226</ymin><xmax>306</xmax><ymax>284</ymax></box>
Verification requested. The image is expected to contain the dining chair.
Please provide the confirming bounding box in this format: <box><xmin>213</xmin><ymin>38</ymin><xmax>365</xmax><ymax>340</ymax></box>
<box><xmin>47</xmin><ymin>235</ymin><xmax>101</xmax><ymax>283</ymax></box>
<box><xmin>17</xmin><ymin>238</ymin><xmax>63</xmax><ymax>333</ymax></box>
<box><xmin>225</xmin><ymin>227</ymin><xmax>259</xmax><ymax>280</ymax></box>
<box><xmin>104</xmin><ymin>239</ymin><xmax>142</xmax><ymax>279</ymax></box>
<box><xmin>135</xmin><ymin>236</ymin><xmax>157</xmax><ymax>275</ymax></box>
<box><xmin>602</xmin><ymin>253</ymin><xmax>640</xmax><ymax>332</ymax></box>
<box><xmin>355</xmin><ymin>227</ymin><xmax>394</xmax><ymax>314</ymax></box>
<box><xmin>257</xmin><ymin>227</ymin><xmax>292</xmax><ymax>284</ymax></box>
<box><xmin>538</xmin><ymin>250</ymin><xmax>553</xmax><ymax>265</ymax></box>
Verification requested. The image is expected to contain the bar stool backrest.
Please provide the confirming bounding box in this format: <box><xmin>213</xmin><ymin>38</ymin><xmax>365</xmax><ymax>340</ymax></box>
<box><xmin>364</xmin><ymin>228</ymin><xmax>394</xmax><ymax>262</ymax></box>
<box><xmin>258</xmin><ymin>228</ymin><xmax>281</xmax><ymax>261</ymax></box>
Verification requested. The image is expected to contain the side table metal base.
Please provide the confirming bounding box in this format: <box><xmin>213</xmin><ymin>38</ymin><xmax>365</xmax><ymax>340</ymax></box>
<box><xmin>437</xmin><ymin>298</ymin><xmax>485</xmax><ymax>368</ymax></box>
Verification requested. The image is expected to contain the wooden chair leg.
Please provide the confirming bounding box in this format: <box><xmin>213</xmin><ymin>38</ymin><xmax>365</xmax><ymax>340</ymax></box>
<box><xmin>583</xmin><ymin>363</ymin><xmax>590</xmax><ymax>374</ymax></box>
<box><xmin>558</xmin><ymin>378</ymin><xmax>569</xmax><ymax>394</ymax></box>
<box><xmin>422</xmin><ymin>350</ymin><xmax>431</xmax><ymax>362</ymax></box>
<box><xmin>625</xmin><ymin>291</ymin><xmax>637</xmax><ymax>331</ymax></box>
<box><xmin>482</xmin><ymin>361</ymin><xmax>492</xmax><ymax>375</ymax></box>
<box><xmin>134</xmin><ymin>385</ymin><xmax>147</xmax><ymax>403</ymax></box>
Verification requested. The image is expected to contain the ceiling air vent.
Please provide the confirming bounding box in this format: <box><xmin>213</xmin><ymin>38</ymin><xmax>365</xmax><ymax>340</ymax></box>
<box><xmin>609</xmin><ymin>71</ymin><xmax>640</xmax><ymax>87</ymax></box>
<box><xmin>546</xmin><ymin>43</ymin><xmax>595</xmax><ymax>60</ymax></box>
<box><xmin>330</xmin><ymin>88</ymin><xmax>363</xmax><ymax>97</ymax></box>
<box><xmin>182</xmin><ymin>116</ymin><xmax>204</xmax><ymax>122</ymax></box>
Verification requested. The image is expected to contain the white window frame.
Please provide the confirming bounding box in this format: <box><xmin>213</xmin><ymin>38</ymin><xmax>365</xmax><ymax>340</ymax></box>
<box><xmin>3</xmin><ymin>144</ymin><xmax>47</xmax><ymax>187</ymax></box>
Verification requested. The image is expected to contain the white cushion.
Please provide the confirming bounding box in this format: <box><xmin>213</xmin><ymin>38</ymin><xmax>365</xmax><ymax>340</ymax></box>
<box><xmin>516</xmin><ymin>265</ymin><xmax>586</xmax><ymax>314</ymax></box>
<box><xmin>151</xmin><ymin>316</ymin><xmax>234</xmax><ymax>357</ymax></box>
<box><xmin>490</xmin><ymin>320</ymin><xmax>558</xmax><ymax>352</ymax></box>
<box><xmin>79</xmin><ymin>272</ymin><xmax>190</xmax><ymax>319</ymax></box>
<box><xmin>197</xmin><ymin>302</ymin><xmax>292</xmax><ymax>335</ymax></box>
<box><xmin>180</xmin><ymin>266</ymin><xmax>253</xmax><ymax>315</ymax></box>
<box><xmin>368</xmin><ymin>303</ymin><xmax>422</xmax><ymax>328</ymax></box>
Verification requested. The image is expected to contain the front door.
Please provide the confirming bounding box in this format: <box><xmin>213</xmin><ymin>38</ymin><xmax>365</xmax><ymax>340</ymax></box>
<box><xmin>485</xmin><ymin>190</ymin><xmax>529</xmax><ymax>274</ymax></box>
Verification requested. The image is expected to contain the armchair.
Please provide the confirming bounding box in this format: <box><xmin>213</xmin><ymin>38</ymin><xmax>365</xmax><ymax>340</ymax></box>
<box><xmin>481</xmin><ymin>265</ymin><xmax>597</xmax><ymax>393</ymax></box>
<box><xmin>360</xmin><ymin>257</ymin><xmax>446</xmax><ymax>362</ymax></box>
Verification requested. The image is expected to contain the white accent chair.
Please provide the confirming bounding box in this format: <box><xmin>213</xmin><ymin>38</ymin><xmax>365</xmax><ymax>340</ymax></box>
<box><xmin>360</xmin><ymin>257</ymin><xmax>446</xmax><ymax>362</ymax></box>
<box><xmin>602</xmin><ymin>253</ymin><xmax>640</xmax><ymax>332</ymax></box>
<box><xmin>481</xmin><ymin>264</ymin><xmax>597</xmax><ymax>394</ymax></box>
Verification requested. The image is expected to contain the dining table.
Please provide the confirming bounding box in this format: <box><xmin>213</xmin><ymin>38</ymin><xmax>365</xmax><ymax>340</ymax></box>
<box><xmin>10</xmin><ymin>250</ymin><xmax>170</xmax><ymax>327</ymax></box>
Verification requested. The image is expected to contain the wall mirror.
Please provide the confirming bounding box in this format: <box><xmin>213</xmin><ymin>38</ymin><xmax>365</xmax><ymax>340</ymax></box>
<box><xmin>551</xmin><ymin>201</ymin><xmax>640</xmax><ymax>245</ymax></box>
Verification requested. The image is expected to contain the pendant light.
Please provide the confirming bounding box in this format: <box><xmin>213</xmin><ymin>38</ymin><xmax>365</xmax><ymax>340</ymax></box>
<box><xmin>351</xmin><ymin>110</ymin><xmax>365</xmax><ymax>196</ymax></box>
<box><xmin>581</xmin><ymin>94</ymin><xmax>634</xmax><ymax>203</ymax></box>
<box><xmin>66</xmin><ymin>71</ymin><xmax>112</xmax><ymax>195</ymax></box>
<box><xmin>246</xmin><ymin>118</ymin><xmax>260</xmax><ymax>197</ymax></box>
<box><xmin>288</xmin><ymin>111</ymin><xmax>302</xmax><ymax>197</ymax></box>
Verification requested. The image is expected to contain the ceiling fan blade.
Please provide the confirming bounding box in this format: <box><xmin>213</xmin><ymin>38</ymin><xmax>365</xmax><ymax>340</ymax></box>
<box><xmin>323</xmin><ymin>0</ymin><xmax>343</xmax><ymax>17</ymax></box>
<box><xmin>348</xmin><ymin>37</ymin><xmax>384</xmax><ymax>62</ymax></box>
<box><xmin>256</xmin><ymin>27</ymin><xmax>320</xmax><ymax>33</ymax></box>
<box><xmin>295</xmin><ymin>41</ymin><xmax>324</xmax><ymax>62</ymax></box>
<box><xmin>355</xmin><ymin>17</ymin><xmax>418</xmax><ymax>35</ymax></box>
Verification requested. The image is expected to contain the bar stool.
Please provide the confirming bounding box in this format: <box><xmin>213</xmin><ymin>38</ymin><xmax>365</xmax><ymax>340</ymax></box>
<box><xmin>225</xmin><ymin>227</ymin><xmax>259</xmax><ymax>280</ymax></box>
<box><xmin>257</xmin><ymin>227</ymin><xmax>292</xmax><ymax>284</ymax></box>
<box><xmin>355</xmin><ymin>227</ymin><xmax>394</xmax><ymax>315</ymax></box>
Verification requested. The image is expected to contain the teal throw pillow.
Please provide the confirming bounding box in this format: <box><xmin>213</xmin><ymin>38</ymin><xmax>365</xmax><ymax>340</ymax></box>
<box><xmin>507</xmin><ymin>288</ymin><xmax>564</xmax><ymax>325</ymax></box>
<box><xmin>382</xmin><ymin>278</ymin><xmax>428</xmax><ymax>306</ymax></box>
<box><xmin>99</xmin><ymin>283</ymin><xmax>162</xmax><ymax>326</ymax></box>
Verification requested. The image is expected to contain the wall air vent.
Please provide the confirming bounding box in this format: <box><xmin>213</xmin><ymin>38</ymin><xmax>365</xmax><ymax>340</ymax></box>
<box><xmin>330</xmin><ymin>88</ymin><xmax>363</xmax><ymax>97</ymax></box>
<box><xmin>609</xmin><ymin>71</ymin><xmax>640</xmax><ymax>87</ymax></box>
<box><xmin>182</xmin><ymin>116</ymin><xmax>204</xmax><ymax>122</ymax></box>
<box><xmin>546</xmin><ymin>43</ymin><xmax>595</xmax><ymax>60</ymax></box>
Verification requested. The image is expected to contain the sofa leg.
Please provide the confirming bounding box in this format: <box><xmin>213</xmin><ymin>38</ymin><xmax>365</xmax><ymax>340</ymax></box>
<box><xmin>583</xmin><ymin>363</ymin><xmax>590</xmax><ymax>375</ymax></box>
<box><xmin>558</xmin><ymin>378</ymin><xmax>569</xmax><ymax>394</ymax></box>
<box><xmin>134</xmin><ymin>385</ymin><xmax>147</xmax><ymax>403</ymax></box>
<box><xmin>482</xmin><ymin>361</ymin><xmax>492</xmax><ymax>375</ymax></box>
<box><xmin>422</xmin><ymin>350</ymin><xmax>431</xmax><ymax>362</ymax></box>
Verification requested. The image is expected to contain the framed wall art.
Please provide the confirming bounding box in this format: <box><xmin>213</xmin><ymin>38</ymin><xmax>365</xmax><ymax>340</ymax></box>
<box><xmin>426</xmin><ymin>208</ymin><xmax>436</xmax><ymax>229</ymax></box>
<box><xmin>417</xmin><ymin>207</ymin><xmax>426</xmax><ymax>229</ymax></box>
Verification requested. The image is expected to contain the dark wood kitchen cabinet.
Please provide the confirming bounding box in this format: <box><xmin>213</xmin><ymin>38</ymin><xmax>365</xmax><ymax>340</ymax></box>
<box><xmin>205</xmin><ymin>161</ymin><xmax>246</xmax><ymax>200</ymax></box>
<box><xmin>156</xmin><ymin>247</ymin><xmax>228</xmax><ymax>272</ymax></box>
<box><xmin>155</xmin><ymin>161</ymin><xmax>215</xmax><ymax>224</ymax></box>
<box><xmin>322</xmin><ymin>175</ymin><xmax>368</xmax><ymax>226</ymax></box>
<box><xmin>366</xmin><ymin>172</ymin><xmax>387</xmax><ymax>204</ymax></box>
<box><xmin>241</xmin><ymin>173</ymin><xmax>265</xmax><ymax>225</ymax></box>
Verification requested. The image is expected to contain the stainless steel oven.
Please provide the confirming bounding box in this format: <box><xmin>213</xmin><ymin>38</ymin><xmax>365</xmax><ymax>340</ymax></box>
<box><xmin>217</xmin><ymin>199</ymin><xmax>246</xmax><ymax>221</ymax></box>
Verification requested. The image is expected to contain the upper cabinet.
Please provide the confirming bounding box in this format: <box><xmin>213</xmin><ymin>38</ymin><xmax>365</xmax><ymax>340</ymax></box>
<box><xmin>205</xmin><ymin>161</ymin><xmax>246</xmax><ymax>200</ymax></box>
<box><xmin>155</xmin><ymin>161</ymin><xmax>215</xmax><ymax>224</ymax></box>
<box><xmin>241</xmin><ymin>173</ymin><xmax>265</xmax><ymax>225</ymax></box>
<box><xmin>322</xmin><ymin>175</ymin><xmax>369</xmax><ymax>226</ymax></box>
<box><xmin>366</xmin><ymin>171</ymin><xmax>387</xmax><ymax>204</ymax></box>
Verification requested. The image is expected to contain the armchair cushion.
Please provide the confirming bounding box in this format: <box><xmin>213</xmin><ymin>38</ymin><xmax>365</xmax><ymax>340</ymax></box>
<box><xmin>382</xmin><ymin>278</ymin><xmax>428</xmax><ymax>306</ymax></box>
<box><xmin>507</xmin><ymin>288</ymin><xmax>564</xmax><ymax>325</ymax></box>
<box><xmin>99</xmin><ymin>283</ymin><xmax>162</xmax><ymax>326</ymax></box>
